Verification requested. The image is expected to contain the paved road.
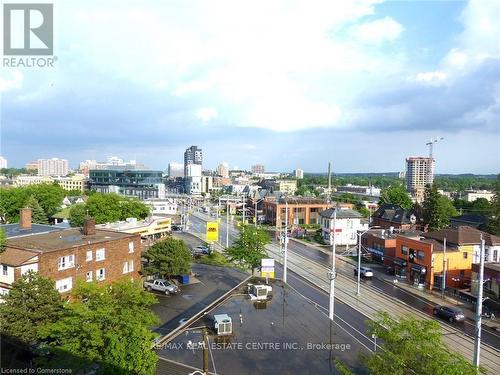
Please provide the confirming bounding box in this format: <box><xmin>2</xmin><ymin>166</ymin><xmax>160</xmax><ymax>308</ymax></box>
<box><xmin>288</xmin><ymin>239</ymin><xmax>500</xmax><ymax>350</ymax></box>
<box><xmin>186</xmin><ymin>209</ymin><xmax>500</xmax><ymax>373</ymax></box>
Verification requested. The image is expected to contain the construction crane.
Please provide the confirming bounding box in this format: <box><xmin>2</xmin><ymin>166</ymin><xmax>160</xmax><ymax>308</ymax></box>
<box><xmin>426</xmin><ymin>137</ymin><xmax>444</xmax><ymax>158</ymax></box>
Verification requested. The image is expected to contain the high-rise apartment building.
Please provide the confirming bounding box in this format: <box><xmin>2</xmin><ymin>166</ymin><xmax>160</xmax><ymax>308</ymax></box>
<box><xmin>217</xmin><ymin>162</ymin><xmax>229</xmax><ymax>178</ymax></box>
<box><xmin>37</xmin><ymin>158</ymin><xmax>69</xmax><ymax>176</ymax></box>
<box><xmin>0</xmin><ymin>156</ymin><xmax>7</xmax><ymax>169</ymax></box>
<box><xmin>294</xmin><ymin>168</ymin><xmax>304</xmax><ymax>179</ymax></box>
<box><xmin>251</xmin><ymin>164</ymin><xmax>265</xmax><ymax>174</ymax></box>
<box><xmin>406</xmin><ymin>157</ymin><xmax>435</xmax><ymax>202</ymax></box>
<box><xmin>184</xmin><ymin>146</ymin><xmax>202</xmax><ymax>177</ymax></box>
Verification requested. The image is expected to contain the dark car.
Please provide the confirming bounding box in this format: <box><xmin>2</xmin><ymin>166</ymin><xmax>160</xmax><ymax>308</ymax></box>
<box><xmin>433</xmin><ymin>305</ymin><xmax>465</xmax><ymax>323</ymax></box>
<box><xmin>172</xmin><ymin>225</ymin><xmax>183</xmax><ymax>232</ymax></box>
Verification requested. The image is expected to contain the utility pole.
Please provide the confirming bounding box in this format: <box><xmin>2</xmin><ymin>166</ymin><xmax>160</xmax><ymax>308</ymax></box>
<box><xmin>442</xmin><ymin>237</ymin><xmax>447</xmax><ymax>299</ymax></box>
<box><xmin>202</xmin><ymin>328</ymin><xmax>209</xmax><ymax>375</ymax></box>
<box><xmin>226</xmin><ymin>200</ymin><xmax>229</xmax><ymax>248</ymax></box>
<box><xmin>283</xmin><ymin>199</ymin><xmax>288</xmax><ymax>283</ymax></box>
<box><xmin>473</xmin><ymin>235</ymin><xmax>485</xmax><ymax>368</ymax></box>
<box><xmin>328</xmin><ymin>209</ymin><xmax>337</xmax><ymax>321</ymax></box>
<box><xmin>254</xmin><ymin>196</ymin><xmax>258</xmax><ymax>226</ymax></box>
<box><xmin>357</xmin><ymin>231</ymin><xmax>362</xmax><ymax>295</ymax></box>
<box><xmin>242</xmin><ymin>194</ymin><xmax>246</xmax><ymax>225</ymax></box>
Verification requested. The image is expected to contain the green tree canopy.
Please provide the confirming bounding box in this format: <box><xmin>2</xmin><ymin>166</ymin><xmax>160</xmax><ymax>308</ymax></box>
<box><xmin>487</xmin><ymin>174</ymin><xmax>500</xmax><ymax>235</ymax></box>
<box><xmin>224</xmin><ymin>225</ymin><xmax>271</xmax><ymax>273</ymax></box>
<box><xmin>378</xmin><ymin>184</ymin><xmax>413</xmax><ymax>210</ymax></box>
<box><xmin>361</xmin><ymin>311</ymin><xmax>484</xmax><ymax>375</ymax></box>
<box><xmin>423</xmin><ymin>183</ymin><xmax>458</xmax><ymax>231</ymax></box>
<box><xmin>143</xmin><ymin>237</ymin><xmax>192</xmax><ymax>279</ymax></box>
<box><xmin>0</xmin><ymin>271</ymin><xmax>64</xmax><ymax>344</ymax></box>
<box><xmin>68</xmin><ymin>203</ymin><xmax>87</xmax><ymax>227</ymax></box>
<box><xmin>39</xmin><ymin>279</ymin><xmax>159</xmax><ymax>374</ymax></box>
<box><xmin>24</xmin><ymin>195</ymin><xmax>49</xmax><ymax>224</ymax></box>
<box><xmin>0</xmin><ymin>228</ymin><xmax>6</xmax><ymax>254</ymax></box>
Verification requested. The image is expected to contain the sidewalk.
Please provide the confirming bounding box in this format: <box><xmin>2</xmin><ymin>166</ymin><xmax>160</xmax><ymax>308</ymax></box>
<box><xmin>341</xmin><ymin>255</ymin><xmax>500</xmax><ymax>331</ymax></box>
<box><xmin>290</xmin><ymin>238</ymin><xmax>500</xmax><ymax>330</ymax></box>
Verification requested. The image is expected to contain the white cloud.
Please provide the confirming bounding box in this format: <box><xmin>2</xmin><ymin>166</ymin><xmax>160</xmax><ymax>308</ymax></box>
<box><xmin>196</xmin><ymin>107</ymin><xmax>218</xmax><ymax>122</ymax></box>
<box><xmin>415</xmin><ymin>71</ymin><xmax>447</xmax><ymax>85</ymax></box>
<box><xmin>0</xmin><ymin>70</ymin><xmax>23</xmax><ymax>92</ymax></box>
<box><xmin>241</xmin><ymin>144</ymin><xmax>256</xmax><ymax>150</ymax></box>
<box><xmin>348</xmin><ymin>16</ymin><xmax>404</xmax><ymax>45</ymax></box>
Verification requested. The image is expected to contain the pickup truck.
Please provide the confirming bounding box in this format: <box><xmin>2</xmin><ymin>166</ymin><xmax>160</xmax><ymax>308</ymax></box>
<box><xmin>144</xmin><ymin>279</ymin><xmax>180</xmax><ymax>295</ymax></box>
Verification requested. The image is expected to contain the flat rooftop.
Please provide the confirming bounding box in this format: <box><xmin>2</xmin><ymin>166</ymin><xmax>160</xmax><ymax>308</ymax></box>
<box><xmin>6</xmin><ymin>227</ymin><xmax>134</xmax><ymax>252</ymax></box>
<box><xmin>96</xmin><ymin>217</ymin><xmax>170</xmax><ymax>232</ymax></box>
<box><xmin>157</xmin><ymin>279</ymin><xmax>368</xmax><ymax>375</ymax></box>
<box><xmin>0</xmin><ymin>223</ymin><xmax>61</xmax><ymax>239</ymax></box>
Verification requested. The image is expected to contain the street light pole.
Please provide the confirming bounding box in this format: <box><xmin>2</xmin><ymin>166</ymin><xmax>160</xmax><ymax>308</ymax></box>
<box><xmin>242</xmin><ymin>194</ymin><xmax>246</xmax><ymax>225</ymax></box>
<box><xmin>442</xmin><ymin>237</ymin><xmax>447</xmax><ymax>299</ymax></box>
<box><xmin>357</xmin><ymin>231</ymin><xmax>362</xmax><ymax>295</ymax></box>
<box><xmin>283</xmin><ymin>199</ymin><xmax>288</xmax><ymax>283</ymax></box>
<box><xmin>473</xmin><ymin>235</ymin><xmax>485</xmax><ymax>368</ymax></box>
<box><xmin>226</xmin><ymin>199</ymin><xmax>229</xmax><ymax>248</ymax></box>
<box><xmin>328</xmin><ymin>209</ymin><xmax>337</xmax><ymax>321</ymax></box>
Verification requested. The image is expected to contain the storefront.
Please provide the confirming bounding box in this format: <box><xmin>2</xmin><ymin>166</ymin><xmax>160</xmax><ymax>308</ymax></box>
<box><xmin>409</xmin><ymin>263</ymin><xmax>427</xmax><ymax>288</ymax></box>
<box><xmin>393</xmin><ymin>257</ymin><xmax>407</xmax><ymax>278</ymax></box>
<box><xmin>367</xmin><ymin>247</ymin><xmax>384</xmax><ymax>263</ymax></box>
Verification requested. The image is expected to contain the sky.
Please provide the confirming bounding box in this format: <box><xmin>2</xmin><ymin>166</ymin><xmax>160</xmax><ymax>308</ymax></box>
<box><xmin>0</xmin><ymin>0</ymin><xmax>499</xmax><ymax>174</ymax></box>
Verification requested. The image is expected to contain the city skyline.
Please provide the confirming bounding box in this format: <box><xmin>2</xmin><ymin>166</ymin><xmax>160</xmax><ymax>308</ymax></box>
<box><xmin>1</xmin><ymin>0</ymin><xmax>499</xmax><ymax>174</ymax></box>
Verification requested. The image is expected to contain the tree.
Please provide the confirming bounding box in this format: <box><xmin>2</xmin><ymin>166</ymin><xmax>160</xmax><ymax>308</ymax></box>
<box><xmin>24</xmin><ymin>195</ymin><xmax>49</xmax><ymax>224</ymax></box>
<box><xmin>0</xmin><ymin>228</ymin><xmax>6</xmax><ymax>253</ymax></box>
<box><xmin>361</xmin><ymin>311</ymin><xmax>484</xmax><ymax>375</ymax></box>
<box><xmin>84</xmin><ymin>193</ymin><xmax>150</xmax><ymax>224</ymax></box>
<box><xmin>39</xmin><ymin>279</ymin><xmax>159</xmax><ymax>374</ymax></box>
<box><xmin>27</xmin><ymin>183</ymin><xmax>66</xmax><ymax>218</ymax></box>
<box><xmin>143</xmin><ymin>238</ymin><xmax>192</xmax><ymax>279</ymax></box>
<box><xmin>225</xmin><ymin>225</ymin><xmax>271</xmax><ymax>273</ymax></box>
<box><xmin>378</xmin><ymin>185</ymin><xmax>413</xmax><ymax>210</ymax></box>
<box><xmin>0</xmin><ymin>271</ymin><xmax>64</xmax><ymax>344</ymax></box>
<box><xmin>487</xmin><ymin>174</ymin><xmax>500</xmax><ymax>235</ymax></box>
<box><xmin>68</xmin><ymin>203</ymin><xmax>87</xmax><ymax>227</ymax></box>
<box><xmin>423</xmin><ymin>183</ymin><xmax>458</xmax><ymax>231</ymax></box>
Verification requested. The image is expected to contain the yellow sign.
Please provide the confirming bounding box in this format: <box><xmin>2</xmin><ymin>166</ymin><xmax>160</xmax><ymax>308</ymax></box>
<box><xmin>261</xmin><ymin>271</ymin><xmax>275</xmax><ymax>279</ymax></box>
<box><xmin>206</xmin><ymin>222</ymin><xmax>219</xmax><ymax>242</ymax></box>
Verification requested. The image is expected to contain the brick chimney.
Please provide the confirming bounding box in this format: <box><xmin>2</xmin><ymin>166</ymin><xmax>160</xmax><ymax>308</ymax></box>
<box><xmin>83</xmin><ymin>217</ymin><xmax>96</xmax><ymax>236</ymax></box>
<box><xmin>20</xmin><ymin>208</ymin><xmax>32</xmax><ymax>230</ymax></box>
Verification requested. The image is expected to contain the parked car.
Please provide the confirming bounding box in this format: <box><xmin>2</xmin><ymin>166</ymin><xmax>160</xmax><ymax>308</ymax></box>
<box><xmin>354</xmin><ymin>266</ymin><xmax>374</xmax><ymax>278</ymax></box>
<box><xmin>192</xmin><ymin>245</ymin><xmax>210</xmax><ymax>256</ymax></box>
<box><xmin>144</xmin><ymin>279</ymin><xmax>180</xmax><ymax>295</ymax></box>
<box><xmin>433</xmin><ymin>305</ymin><xmax>465</xmax><ymax>322</ymax></box>
<box><xmin>172</xmin><ymin>225</ymin><xmax>183</xmax><ymax>232</ymax></box>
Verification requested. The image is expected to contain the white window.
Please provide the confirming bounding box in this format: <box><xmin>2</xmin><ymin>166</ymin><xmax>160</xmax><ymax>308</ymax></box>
<box><xmin>96</xmin><ymin>248</ymin><xmax>105</xmax><ymax>261</ymax></box>
<box><xmin>122</xmin><ymin>260</ymin><xmax>134</xmax><ymax>274</ymax></box>
<box><xmin>96</xmin><ymin>268</ymin><xmax>105</xmax><ymax>281</ymax></box>
<box><xmin>2</xmin><ymin>265</ymin><xmax>8</xmax><ymax>276</ymax></box>
<box><xmin>86</xmin><ymin>271</ymin><xmax>93</xmax><ymax>282</ymax></box>
<box><xmin>58</xmin><ymin>255</ymin><xmax>75</xmax><ymax>270</ymax></box>
<box><xmin>55</xmin><ymin>277</ymin><xmax>73</xmax><ymax>292</ymax></box>
<box><xmin>86</xmin><ymin>251</ymin><xmax>92</xmax><ymax>261</ymax></box>
<box><xmin>128</xmin><ymin>241</ymin><xmax>134</xmax><ymax>253</ymax></box>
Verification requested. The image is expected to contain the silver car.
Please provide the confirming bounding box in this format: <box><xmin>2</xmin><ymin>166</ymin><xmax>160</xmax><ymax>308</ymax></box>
<box><xmin>354</xmin><ymin>266</ymin><xmax>374</xmax><ymax>278</ymax></box>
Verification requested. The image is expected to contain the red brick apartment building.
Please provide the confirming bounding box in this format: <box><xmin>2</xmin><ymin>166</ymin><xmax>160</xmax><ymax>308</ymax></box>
<box><xmin>0</xmin><ymin>209</ymin><xmax>141</xmax><ymax>297</ymax></box>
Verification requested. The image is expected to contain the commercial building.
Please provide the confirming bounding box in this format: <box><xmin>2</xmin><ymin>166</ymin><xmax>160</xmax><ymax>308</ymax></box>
<box><xmin>319</xmin><ymin>208</ymin><xmax>368</xmax><ymax>246</ymax></box>
<box><xmin>146</xmin><ymin>198</ymin><xmax>178</xmax><ymax>216</ymax></box>
<box><xmin>14</xmin><ymin>175</ymin><xmax>54</xmax><ymax>187</ymax></box>
<box><xmin>25</xmin><ymin>161</ymin><xmax>38</xmax><ymax>171</ymax></box>
<box><xmin>337</xmin><ymin>184</ymin><xmax>381</xmax><ymax>197</ymax></box>
<box><xmin>0</xmin><ymin>156</ymin><xmax>7</xmax><ymax>169</ymax></box>
<box><xmin>259</xmin><ymin>179</ymin><xmax>297</xmax><ymax>195</ymax></box>
<box><xmin>185</xmin><ymin>164</ymin><xmax>202</xmax><ymax>195</ymax></box>
<box><xmin>37</xmin><ymin>158</ymin><xmax>69</xmax><ymax>176</ymax></box>
<box><xmin>96</xmin><ymin>217</ymin><xmax>171</xmax><ymax>242</ymax></box>
<box><xmin>471</xmin><ymin>263</ymin><xmax>500</xmax><ymax>301</ymax></box>
<box><xmin>88</xmin><ymin>169</ymin><xmax>165</xmax><ymax>200</ymax></box>
<box><xmin>264</xmin><ymin>197</ymin><xmax>330</xmax><ymax>229</ymax></box>
<box><xmin>167</xmin><ymin>162</ymin><xmax>184</xmax><ymax>179</ymax></box>
<box><xmin>0</xmin><ymin>212</ymin><xmax>141</xmax><ymax>297</ymax></box>
<box><xmin>388</xmin><ymin>226</ymin><xmax>500</xmax><ymax>291</ymax></box>
<box><xmin>464</xmin><ymin>190</ymin><xmax>495</xmax><ymax>202</ymax></box>
<box><xmin>53</xmin><ymin>174</ymin><xmax>87</xmax><ymax>193</ymax></box>
<box><xmin>251</xmin><ymin>164</ymin><xmax>265</xmax><ymax>174</ymax></box>
<box><xmin>361</xmin><ymin>229</ymin><xmax>397</xmax><ymax>264</ymax></box>
<box><xmin>294</xmin><ymin>169</ymin><xmax>304</xmax><ymax>179</ymax></box>
<box><xmin>79</xmin><ymin>157</ymin><xmax>148</xmax><ymax>177</ymax></box>
<box><xmin>406</xmin><ymin>157</ymin><xmax>435</xmax><ymax>202</ymax></box>
<box><xmin>184</xmin><ymin>145</ymin><xmax>202</xmax><ymax>177</ymax></box>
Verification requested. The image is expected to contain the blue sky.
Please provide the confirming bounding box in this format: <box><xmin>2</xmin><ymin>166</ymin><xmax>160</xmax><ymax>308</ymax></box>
<box><xmin>1</xmin><ymin>0</ymin><xmax>499</xmax><ymax>174</ymax></box>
